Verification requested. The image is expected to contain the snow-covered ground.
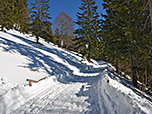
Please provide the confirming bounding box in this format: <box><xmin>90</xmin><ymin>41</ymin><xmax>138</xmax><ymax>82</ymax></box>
<box><xmin>0</xmin><ymin>29</ymin><xmax>152</xmax><ymax>114</ymax></box>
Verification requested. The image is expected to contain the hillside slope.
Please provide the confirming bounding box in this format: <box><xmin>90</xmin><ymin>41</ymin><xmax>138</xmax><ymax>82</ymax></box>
<box><xmin>0</xmin><ymin>30</ymin><xmax>152</xmax><ymax>114</ymax></box>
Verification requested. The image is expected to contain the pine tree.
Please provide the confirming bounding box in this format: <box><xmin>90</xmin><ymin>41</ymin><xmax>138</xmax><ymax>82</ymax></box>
<box><xmin>0</xmin><ymin>0</ymin><xmax>30</xmax><ymax>32</ymax></box>
<box><xmin>20</xmin><ymin>0</ymin><xmax>30</xmax><ymax>33</ymax></box>
<box><xmin>122</xmin><ymin>0</ymin><xmax>151</xmax><ymax>88</ymax></box>
<box><xmin>74</xmin><ymin>0</ymin><xmax>103</xmax><ymax>60</ymax></box>
<box><xmin>101</xmin><ymin>0</ymin><xmax>139</xmax><ymax>86</ymax></box>
<box><xmin>149</xmin><ymin>0</ymin><xmax>152</xmax><ymax>31</ymax></box>
<box><xmin>102</xmin><ymin>0</ymin><xmax>127</xmax><ymax>73</ymax></box>
<box><xmin>13</xmin><ymin>0</ymin><xmax>30</xmax><ymax>33</ymax></box>
<box><xmin>30</xmin><ymin>0</ymin><xmax>52</xmax><ymax>43</ymax></box>
<box><xmin>41</xmin><ymin>21</ymin><xmax>53</xmax><ymax>43</ymax></box>
<box><xmin>135</xmin><ymin>0</ymin><xmax>152</xmax><ymax>90</ymax></box>
<box><xmin>0</xmin><ymin>0</ymin><xmax>15</xmax><ymax>30</ymax></box>
<box><xmin>101</xmin><ymin>0</ymin><xmax>152</xmax><ymax>88</ymax></box>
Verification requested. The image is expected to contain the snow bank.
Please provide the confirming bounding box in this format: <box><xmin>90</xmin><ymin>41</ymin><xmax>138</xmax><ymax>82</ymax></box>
<box><xmin>0</xmin><ymin>29</ymin><xmax>152</xmax><ymax>114</ymax></box>
<box><xmin>104</xmin><ymin>72</ymin><xmax>152</xmax><ymax>114</ymax></box>
<box><xmin>0</xmin><ymin>76</ymin><xmax>56</xmax><ymax>114</ymax></box>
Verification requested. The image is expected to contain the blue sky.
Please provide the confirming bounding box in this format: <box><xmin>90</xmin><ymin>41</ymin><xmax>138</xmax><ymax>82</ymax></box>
<box><xmin>27</xmin><ymin>0</ymin><xmax>104</xmax><ymax>29</ymax></box>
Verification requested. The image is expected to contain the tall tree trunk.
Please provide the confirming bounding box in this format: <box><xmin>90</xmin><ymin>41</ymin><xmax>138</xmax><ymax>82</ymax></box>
<box><xmin>147</xmin><ymin>61</ymin><xmax>151</xmax><ymax>86</ymax></box>
<box><xmin>145</xmin><ymin>66</ymin><xmax>148</xmax><ymax>86</ymax></box>
<box><xmin>142</xmin><ymin>74</ymin><xmax>145</xmax><ymax>93</ymax></box>
<box><xmin>88</xmin><ymin>44</ymin><xmax>91</xmax><ymax>61</ymax></box>
<box><xmin>115</xmin><ymin>56</ymin><xmax>119</xmax><ymax>73</ymax></box>
<box><xmin>149</xmin><ymin>0</ymin><xmax>152</xmax><ymax>31</ymax></box>
<box><xmin>36</xmin><ymin>36</ymin><xmax>39</xmax><ymax>44</ymax></box>
<box><xmin>130</xmin><ymin>56</ymin><xmax>137</xmax><ymax>87</ymax></box>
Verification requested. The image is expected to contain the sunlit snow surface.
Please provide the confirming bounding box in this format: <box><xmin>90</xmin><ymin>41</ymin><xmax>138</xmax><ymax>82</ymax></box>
<box><xmin>0</xmin><ymin>30</ymin><xmax>152</xmax><ymax>114</ymax></box>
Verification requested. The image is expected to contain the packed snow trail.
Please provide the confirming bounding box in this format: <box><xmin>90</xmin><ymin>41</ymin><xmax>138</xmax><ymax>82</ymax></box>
<box><xmin>6</xmin><ymin>72</ymin><xmax>152</xmax><ymax>114</ymax></box>
<box><xmin>0</xmin><ymin>30</ymin><xmax>152</xmax><ymax>114</ymax></box>
<box><xmin>9</xmin><ymin>79</ymin><xmax>89</xmax><ymax>114</ymax></box>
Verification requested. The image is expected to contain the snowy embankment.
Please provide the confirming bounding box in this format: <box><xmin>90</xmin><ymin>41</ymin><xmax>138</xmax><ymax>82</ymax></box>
<box><xmin>0</xmin><ymin>29</ymin><xmax>152</xmax><ymax>114</ymax></box>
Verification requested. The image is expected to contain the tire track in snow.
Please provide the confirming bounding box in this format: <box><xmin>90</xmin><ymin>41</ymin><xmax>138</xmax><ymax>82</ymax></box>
<box><xmin>98</xmin><ymin>78</ymin><xmax>109</xmax><ymax>114</ymax></box>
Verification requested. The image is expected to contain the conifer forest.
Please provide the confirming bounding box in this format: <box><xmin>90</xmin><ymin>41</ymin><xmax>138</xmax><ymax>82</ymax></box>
<box><xmin>0</xmin><ymin>0</ymin><xmax>152</xmax><ymax>95</ymax></box>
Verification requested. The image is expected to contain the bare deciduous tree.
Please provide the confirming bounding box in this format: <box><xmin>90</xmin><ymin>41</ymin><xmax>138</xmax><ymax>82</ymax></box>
<box><xmin>53</xmin><ymin>11</ymin><xmax>75</xmax><ymax>48</ymax></box>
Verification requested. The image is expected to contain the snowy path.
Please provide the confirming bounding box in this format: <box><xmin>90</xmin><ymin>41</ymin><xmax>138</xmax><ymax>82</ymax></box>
<box><xmin>2</xmin><ymin>71</ymin><xmax>152</xmax><ymax>114</ymax></box>
<box><xmin>0</xmin><ymin>30</ymin><xmax>152</xmax><ymax>114</ymax></box>
<box><xmin>9</xmin><ymin>79</ymin><xmax>89</xmax><ymax>114</ymax></box>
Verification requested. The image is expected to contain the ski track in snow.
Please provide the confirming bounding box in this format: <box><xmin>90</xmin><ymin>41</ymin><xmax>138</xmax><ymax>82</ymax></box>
<box><xmin>0</xmin><ymin>30</ymin><xmax>152</xmax><ymax>114</ymax></box>
<box><xmin>9</xmin><ymin>81</ymin><xmax>89</xmax><ymax>114</ymax></box>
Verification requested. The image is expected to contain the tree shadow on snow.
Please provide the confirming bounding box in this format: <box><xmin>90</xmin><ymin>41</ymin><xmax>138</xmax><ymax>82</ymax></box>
<box><xmin>0</xmin><ymin>33</ymin><xmax>112</xmax><ymax>113</ymax></box>
<box><xmin>75</xmin><ymin>72</ymin><xmax>109</xmax><ymax>114</ymax></box>
<box><xmin>1</xmin><ymin>33</ymin><xmax>150</xmax><ymax>113</ymax></box>
<box><xmin>2</xmin><ymin>32</ymin><xmax>147</xmax><ymax>113</ymax></box>
<box><xmin>0</xmin><ymin>33</ymin><xmax>106</xmax><ymax>84</ymax></box>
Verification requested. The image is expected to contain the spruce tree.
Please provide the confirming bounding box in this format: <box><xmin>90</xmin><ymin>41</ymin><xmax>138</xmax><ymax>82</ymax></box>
<box><xmin>41</xmin><ymin>21</ymin><xmax>53</xmax><ymax>43</ymax></box>
<box><xmin>0</xmin><ymin>0</ymin><xmax>29</xmax><ymax>32</ymax></box>
<box><xmin>13</xmin><ymin>0</ymin><xmax>30</xmax><ymax>33</ymax></box>
<box><xmin>74</xmin><ymin>0</ymin><xmax>103</xmax><ymax>60</ymax></box>
<box><xmin>135</xmin><ymin>0</ymin><xmax>152</xmax><ymax>89</ymax></box>
<box><xmin>30</xmin><ymin>0</ymin><xmax>52</xmax><ymax>44</ymax></box>
<box><xmin>101</xmin><ymin>0</ymin><xmax>139</xmax><ymax>86</ymax></box>
<box><xmin>0</xmin><ymin>0</ymin><xmax>15</xmax><ymax>30</ymax></box>
<box><xmin>101</xmin><ymin>0</ymin><xmax>152</xmax><ymax>88</ymax></box>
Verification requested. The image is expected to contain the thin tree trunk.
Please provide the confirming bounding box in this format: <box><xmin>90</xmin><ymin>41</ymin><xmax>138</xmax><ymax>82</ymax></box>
<box><xmin>145</xmin><ymin>66</ymin><xmax>148</xmax><ymax>86</ymax></box>
<box><xmin>149</xmin><ymin>0</ymin><xmax>152</xmax><ymax>31</ymax></box>
<box><xmin>147</xmin><ymin>61</ymin><xmax>151</xmax><ymax>87</ymax></box>
<box><xmin>115</xmin><ymin>56</ymin><xmax>119</xmax><ymax>73</ymax></box>
<box><xmin>36</xmin><ymin>36</ymin><xmax>39</xmax><ymax>44</ymax></box>
<box><xmin>136</xmin><ymin>69</ymin><xmax>139</xmax><ymax>81</ymax></box>
<box><xmin>1</xmin><ymin>24</ymin><xmax>4</xmax><ymax>31</ymax></box>
<box><xmin>142</xmin><ymin>74</ymin><xmax>145</xmax><ymax>94</ymax></box>
<box><xmin>130</xmin><ymin>56</ymin><xmax>137</xmax><ymax>87</ymax></box>
<box><xmin>88</xmin><ymin>44</ymin><xmax>91</xmax><ymax>61</ymax></box>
